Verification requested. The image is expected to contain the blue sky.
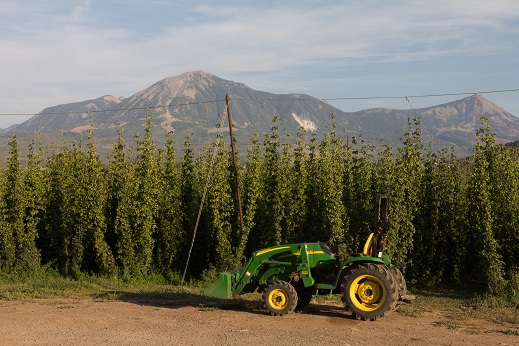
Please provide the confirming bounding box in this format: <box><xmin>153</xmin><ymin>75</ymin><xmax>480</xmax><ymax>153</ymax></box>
<box><xmin>1</xmin><ymin>0</ymin><xmax>519</xmax><ymax>128</ymax></box>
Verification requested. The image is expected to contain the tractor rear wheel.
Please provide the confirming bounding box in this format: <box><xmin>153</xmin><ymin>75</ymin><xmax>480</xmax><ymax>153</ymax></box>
<box><xmin>262</xmin><ymin>280</ymin><xmax>298</xmax><ymax>316</ymax></box>
<box><xmin>341</xmin><ymin>263</ymin><xmax>398</xmax><ymax>321</ymax></box>
<box><xmin>389</xmin><ymin>265</ymin><xmax>407</xmax><ymax>300</ymax></box>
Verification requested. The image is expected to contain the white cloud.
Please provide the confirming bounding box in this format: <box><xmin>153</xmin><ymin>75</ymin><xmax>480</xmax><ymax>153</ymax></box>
<box><xmin>1</xmin><ymin>0</ymin><xmax>519</xmax><ymax>122</ymax></box>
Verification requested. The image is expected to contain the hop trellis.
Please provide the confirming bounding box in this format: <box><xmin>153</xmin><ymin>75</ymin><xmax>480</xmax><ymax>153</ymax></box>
<box><xmin>0</xmin><ymin>112</ymin><xmax>518</xmax><ymax>295</ymax></box>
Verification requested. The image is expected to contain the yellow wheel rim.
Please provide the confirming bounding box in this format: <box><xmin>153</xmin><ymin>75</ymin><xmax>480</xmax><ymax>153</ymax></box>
<box><xmin>268</xmin><ymin>288</ymin><xmax>288</xmax><ymax>310</ymax></box>
<box><xmin>349</xmin><ymin>274</ymin><xmax>386</xmax><ymax>312</ymax></box>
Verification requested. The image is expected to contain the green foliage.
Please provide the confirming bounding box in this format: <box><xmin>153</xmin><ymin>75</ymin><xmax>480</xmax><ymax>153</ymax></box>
<box><xmin>105</xmin><ymin>129</ymin><xmax>132</xmax><ymax>272</ymax></box>
<box><xmin>128</xmin><ymin>113</ymin><xmax>160</xmax><ymax>276</ymax></box>
<box><xmin>0</xmin><ymin>136</ymin><xmax>25</xmax><ymax>272</ymax></box>
<box><xmin>316</xmin><ymin>120</ymin><xmax>347</xmax><ymax>240</ymax></box>
<box><xmin>302</xmin><ymin>134</ymin><xmax>320</xmax><ymax>241</ymax></box>
<box><xmin>284</xmin><ymin>130</ymin><xmax>309</xmax><ymax>243</ymax></box>
<box><xmin>251</xmin><ymin>115</ymin><xmax>284</xmax><ymax>248</ymax></box>
<box><xmin>154</xmin><ymin>132</ymin><xmax>184</xmax><ymax>280</ymax></box>
<box><xmin>179</xmin><ymin>132</ymin><xmax>205</xmax><ymax>277</ymax></box>
<box><xmin>21</xmin><ymin>140</ymin><xmax>47</xmax><ymax>272</ymax></box>
<box><xmin>241</xmin><ymin>133</ymin><xmax>262</xmax><ymax>256</ymax></box>
<box><xmin>466</xmin><ymin>118</ymin><xmax>506</xmax><ymax>294</ymax></box>
<box><xmin>41</xmin><ymin>135</ymin><xmax>115</xmax><ymax>278</ymax></box>
<box><xmin>344</xmin><ymin>136</ymin><xmax>376</xmax><ymax>251</ymax></box>
<box><xmin>384</xmin><ymin>118</ymin><xmax>424</xmax><ymax>263</ymax></box>
<box><xmin>206</xmin><ymin>132</ymin><xmax>235</xmax><ymax>271</ymax></box>
<box><xmin>85</xmin><ymin>129</ymin><xmax>117</xmax><ymax>276</ymax></box>
<box><xmin>2</xmin><ymin>112</ymin><xmax>519</xmax><ymax>298</ymax></box>
<box><xmin>412</xmin><ymin>149</ymin><xmax>466</xmax><ymax>285</ymax></box>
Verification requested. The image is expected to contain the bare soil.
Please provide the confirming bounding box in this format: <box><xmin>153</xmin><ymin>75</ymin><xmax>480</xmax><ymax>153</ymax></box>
<box><xmin>0</xmin><ymin>297</ymin><xmax>517</xmax><ymax>346</ymax></box>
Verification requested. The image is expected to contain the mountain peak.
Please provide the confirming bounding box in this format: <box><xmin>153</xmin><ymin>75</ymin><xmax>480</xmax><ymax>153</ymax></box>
<box><xmin>165</xmin><ymin>70</ymin><xmax>216</xmax><ymax>85</ymax></box>
<box><xmin>130</xmin><ymin>70</ymin><xmax>219</xmax><ymax>102</ymax></box>
<box><xmin>175</xmin><ymin>70</ymin><xmax>215</xmax><ymax>80</ymax></box>
<box><xmin>4</xmin><ymin>71</ymin><xmax>519</xmax><ymax>153</ymax></box>
<box><xmin>161</xmin><ymin>70</ymin><xmax>218</xmax><ymax>99</ymax></box>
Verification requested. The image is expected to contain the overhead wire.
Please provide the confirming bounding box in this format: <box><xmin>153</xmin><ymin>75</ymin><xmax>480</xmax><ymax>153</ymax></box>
<box><xmin>1</xmin><ymin>87</ymin><xmax>519</xmax><ymax>119</ymax></box>
<box><xmin>323</xmin><ymin>88</ymin><xmax>519</xmax><ymax>101</ymax></box>
<box><xmin>0</xmin><ymin>87</ymin><xmax>517</xmax><ymax>156</ymax></box>
<box><xmin>0</xmin><ymin>99</ymin><xmax>225</xmax><ymax>117</ymax></box>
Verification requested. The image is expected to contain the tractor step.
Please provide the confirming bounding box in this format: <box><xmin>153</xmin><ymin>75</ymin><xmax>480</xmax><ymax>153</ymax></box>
<box><xmin>315</xmin><ymin>283</ymin><xmax>335</xmax><ymax>290</ymax></box>
<box><xmin>314</xmin><ymin>288</ymin><xmax>334</xmax><ymax>298</ymax></box>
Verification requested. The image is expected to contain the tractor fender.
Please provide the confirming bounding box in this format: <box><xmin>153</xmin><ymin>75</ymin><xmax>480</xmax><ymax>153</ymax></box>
<box><xmin>341</xmin><ymin>254</ymin><xmax>391</xmax><ymax>267</ymax></box>
<box><xmin>258</xmin><ymin>266</ymin><xmax>293</xmax><ymax>285</ymax></box>
<box><xmin>332</xmin><ymin>255</ymin><xmax>391</xmax><ymax>294</ymax></box>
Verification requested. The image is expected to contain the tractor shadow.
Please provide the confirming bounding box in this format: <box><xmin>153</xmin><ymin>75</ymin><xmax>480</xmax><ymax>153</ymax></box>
<box><xmin>299</xmin><ymin>303</ymin><xmax>355</xmax><ymax>319</ymax></box>
<box><xmin>93</xmin><ymin>289</ymin><xmax>221</xmax><ymax>310</ymax></box>
<box><xmin>100</xmin><ymin>289</ymin><xmax>355</xmax><ymax>319</ymax></box>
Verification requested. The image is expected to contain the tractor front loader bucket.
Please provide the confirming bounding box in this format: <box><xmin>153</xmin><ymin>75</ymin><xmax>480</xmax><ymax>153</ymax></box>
<box><xmin>203</xmin><ymin>272</ymin><xmax>233</xmax><ymax>299</ymax></box>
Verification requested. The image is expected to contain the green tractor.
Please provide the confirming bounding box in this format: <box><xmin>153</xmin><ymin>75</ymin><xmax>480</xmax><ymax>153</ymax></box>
<box><xmin>204</xmin><ymin>195</ymin><xmax>407</xmax><ymax>321</ymax></box>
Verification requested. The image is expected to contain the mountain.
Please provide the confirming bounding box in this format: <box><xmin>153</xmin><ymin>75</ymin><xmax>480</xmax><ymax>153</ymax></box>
<box><xmin>11</xmin><ymin>71</ymin><xmax>337</xmax><ymax>137</ymax></box>
<box><xmin>344</xmin><ymin>96</ymin><xmax>519</xmax><ymax>147</ymax></box>
<box><xmin>3</xmin><ymin>70</ymin><xmax>519</xmax><ymax>156</ymax></box>
<box><xmin>18</xmin><ymin>95</ymin><xmax>124</xmax><ymax>133</ymax></box>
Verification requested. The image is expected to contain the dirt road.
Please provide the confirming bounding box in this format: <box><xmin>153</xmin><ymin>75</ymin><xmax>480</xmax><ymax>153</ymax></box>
<box><xmin>0</xmin><ymin>298</ymin><xmax>517</xmax><ymax>345</ymax></box>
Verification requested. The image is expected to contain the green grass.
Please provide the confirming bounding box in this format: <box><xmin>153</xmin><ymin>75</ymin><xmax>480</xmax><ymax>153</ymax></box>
<box><xmin>465</xmin><ymin>293</ymin><xmax>519</xmax><ymax>325</ymax></box>
<box><xmin>0</xmin><ymin>270</ymin><xmax>204</xmax><ymax>304</ymax></box>
<box><xmin>397</xmin><ymin>289</ymin><xmax>467</xmax><ymax>317</ymax></box>
<box><xmin>397</xmin><ymin>288</ymin><xmax>519</xmax><ymax>326</ymax></box>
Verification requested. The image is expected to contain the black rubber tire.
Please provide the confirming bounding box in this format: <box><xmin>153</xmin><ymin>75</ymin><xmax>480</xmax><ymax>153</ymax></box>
<box><xmin>262</xmin><ymin>280</ymin><xmax>298</xmax><ymax>316</ymax></box>
<box><xmin>389</xmin><ymin>265</ymin><xmax>407</xmax><ymax>300</ymax></box>
<box><xmin>341</xmin><ymin>263</ymin><xmax>398</xmax><ymax>321</ymax></box>
<box><xmin>290</xmin><ymin>281</ymin><xmax>313</xmax><ymax>311</ymax></box>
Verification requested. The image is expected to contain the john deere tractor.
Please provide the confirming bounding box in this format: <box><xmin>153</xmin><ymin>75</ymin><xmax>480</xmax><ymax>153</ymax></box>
<box><xmin>204</xmin><ymin>195</ymin><xmax>407</xmax><ymax>321</ymax></box>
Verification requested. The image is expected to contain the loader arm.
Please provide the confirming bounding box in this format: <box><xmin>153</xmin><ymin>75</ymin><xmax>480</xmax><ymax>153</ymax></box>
<box><xmin>204</xmin><ymin>244</ymin><xmax>316</xmax><ymax>299</ymax></box>
<box><xmin>233</xmin><ymin>244</ymin><xmax>315</xmax><ymax>296</ymax></box>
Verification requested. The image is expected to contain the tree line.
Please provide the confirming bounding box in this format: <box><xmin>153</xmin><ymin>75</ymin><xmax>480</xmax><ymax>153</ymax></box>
<box><xmin>0</xmin><ymin>113</ymin><xmax>518</xmax><ymax>296</ymax></box>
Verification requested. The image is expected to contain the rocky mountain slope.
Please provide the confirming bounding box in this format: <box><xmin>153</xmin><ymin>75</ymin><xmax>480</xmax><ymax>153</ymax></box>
<box><xmin>3</xmin><ymin>70</ymin><xmax>519</xmax><ymax>154</ymax></box>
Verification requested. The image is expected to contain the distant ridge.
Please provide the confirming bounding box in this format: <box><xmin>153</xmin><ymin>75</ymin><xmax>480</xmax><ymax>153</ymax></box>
<box><xmin>3</xmin><ymin>70</ymin><xmax>519</xmax><ymax>154</ymax></box>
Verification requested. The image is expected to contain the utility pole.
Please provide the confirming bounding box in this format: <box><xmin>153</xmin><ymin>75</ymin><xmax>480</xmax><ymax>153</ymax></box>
<box><xmin>226</xmin><ymin>94</ymin><xmax>245</xmax><ymax>236</ymax></box>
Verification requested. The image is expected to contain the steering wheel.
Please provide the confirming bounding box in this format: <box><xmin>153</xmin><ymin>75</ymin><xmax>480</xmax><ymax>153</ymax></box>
<box><xmin>331</xmin><ymin>235</ymin><xmax>347</xmax><ymax>244</ymax></box>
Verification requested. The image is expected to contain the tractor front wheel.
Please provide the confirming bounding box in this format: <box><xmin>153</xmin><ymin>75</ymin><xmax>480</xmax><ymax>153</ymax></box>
<box><xmin>262</xmin><ymin>280</ymin><xmax>298</xmax><ymax>316</ymax></box>
<box><xmin>341</xmin><ymin>263</ymin><xmax>398</xmax><ymax>321</ymax></box>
